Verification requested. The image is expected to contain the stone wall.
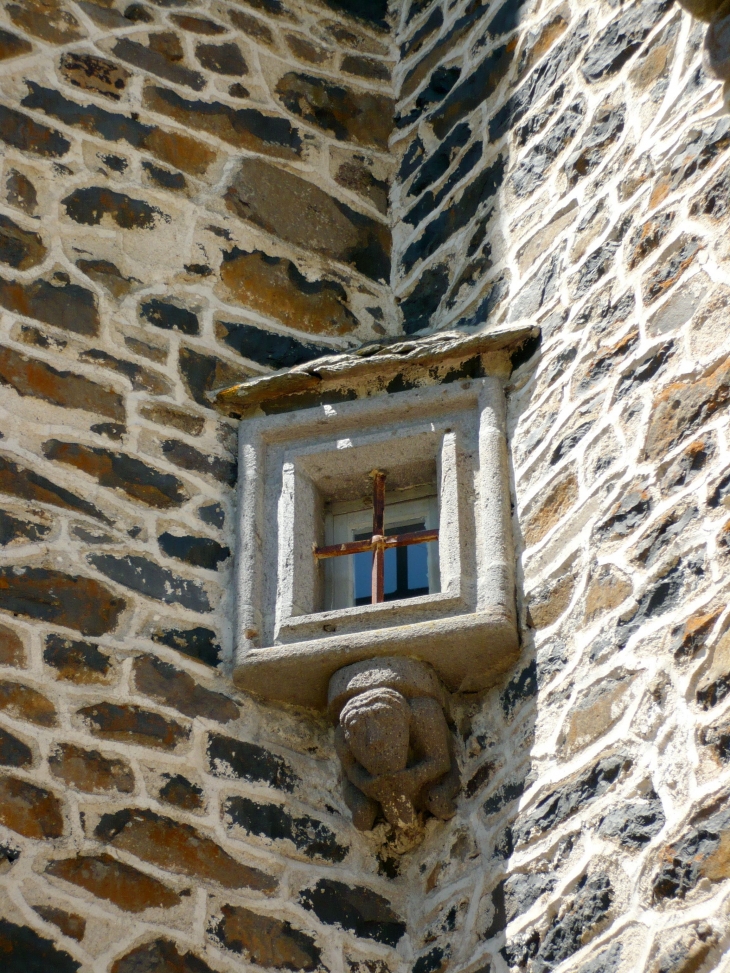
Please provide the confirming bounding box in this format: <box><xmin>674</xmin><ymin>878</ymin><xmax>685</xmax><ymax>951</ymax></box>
<box><xmin>2</xmin><ymin>0</ymin><xmax>730</xmax><ymax>969</ymax></box>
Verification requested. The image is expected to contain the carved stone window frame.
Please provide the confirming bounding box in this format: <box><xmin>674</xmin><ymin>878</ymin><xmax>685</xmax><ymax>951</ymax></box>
<box><xmin>218</xmin><ymin>326</ymin><xmax>536</xmax><ymax>710</ymax></box>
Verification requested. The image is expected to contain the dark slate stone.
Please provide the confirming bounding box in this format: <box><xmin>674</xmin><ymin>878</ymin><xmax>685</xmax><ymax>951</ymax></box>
<box><xmin>652</xmin><ymin>804</ymin><xmax>730</xmax><ymax>901</ymax></box>
<box><xmin>111</xmin><ymin>37</ymin><xmax>205</xmax><ymax>90</ymax></box>
<box><xmin>321</xmin><ymin>0</ymin><xmax>389</xmax><ymax>30</ymax></box>
<box><xmin>0</xmin><ymin>510</ymin><xmax>50</xmax><ymax>546</ymax></box>
<box><xmin>87</xmin><ymin>553</ymin><xmax>211</xmax><ymax>612</ymax></box>
<box><xmin>225</xmin><ymin>795</ymin><xmax>348</xmax><ymax>862</ymax></box>
<box><xmin>42</xmin><ymin>440</ymin><xmax>188</xmax><ymax>509</ymax></box>
<box><xmin>44</xmin><ymin>633</ymin><xmax>112</xmax><ymax>680</ymax></box>
<box><xmin>453</xmin><ymin>270</ymin><xmax>510</xmax><ymax>331</ymax></box>
<box><xmin>633</xmin><ymin>503</ymin><xmax>697</xmax><ymax>568</ymax></box>
<box><xmin>404</xmin><ymin>139</ymin><xmax>483</xmax><ymax>227</ymax></box>
<box><xmin>516</xmin><ymin>753</ymin><xmax>632</xmax><ymax>845</ymax></box>
<box><xmin>159</xmin><ymin>773</ymin><xmax>204</xmax><ymax>810</ymax></box>
<box><xmin>413</xmin><ymin>946</ymin><xmax>449</xmax><ymax>973</ymax></box>
<box><xmin>151</xmin><ymin>626</ymin><xmax>221</xmax><ymax>667</ymax></box>
<box><xmin>617</xmin><ymin>553</ymin><xmax>705</xmax><ymax>648</ymax></box>
<box><xmin>401</xmin><ymin>155</ymin><xmax>505</xmax><ymax>273</ymax></box>
<box><xmin>0</xmin><ymin>275</ymin><xmax>99</xmax><ymax>335</ymax></box>
<box><xmin>533</xmin><ymin>874</ymin><xmax>613</xmax><ymax>972</ymax></box>
<box><xmin>501</xmin><ymin>660</ymin><xmax>538</xmax><ymax>718</ymax></box>
<box><xmin>0</xmin><ymin>843</ymin><xmax>20</xmax><ymax>869</ymax></box>
<box><xmin>701</xmin><ymin>719</ymin><xmax>730</xmax><ymax>761</ymax></box>
<box><xmin>429</xmin><ymin>44</ymin><xmax>514</xmax><ymax>140</ymax></box>
<box><xmin>133</xmin><ymin>655</ymin><xmax>238</xmax><ymax>722</ymax></box>
<box><xmin>199</xmin><ymin>502</ymin><xmax>224</xmax><ymax>528</ymax></box>
<box><xmin>299</xmin><ymin>879</ymin><xmax>405</xmax><ymax>946</ymax></box>
<box><xmin>615</xmin><ymin>341</ymin><xmax>674</xmax><ymax>400</ymax></box>
<box><xmin>397</xmin><ymin>65</ymin><xmax>461</xmax><ymax>128</ymax></box>
<box><xmin>565</xmin><ymin>103</ymin><xmax>625</xmax><ymax>188</ymax></box>
<box><xmin>160</xmin><ymin>439</ymin><xmax>236</xmax><ymax>487</ymax></box>
<box><xmin>399</xmin><ymin>263</ymin><xmax>450</xmax><ymax>334</ymax></box>
<box><xmin>0</xmin><ymin>565</ymin><xmax>125</xmax><ymax>636</ymax></box>
<box><xmin>401</xmin><ymin>7</ymin><xmax>443</xmax><ymax>58</ymax></box>
<box><xmin>489</xmin><ymin>13</ymin><xmax>590</xmax><ymax>143</ymax></box>
<box><xmin>147</xmin><ymin>84</ymin><xmax>306</xmax><ymax>156</ymax></box>
<box><xmin>158</xmin><ymin>532</ymin><xmax>230</xmax><ymax>569</ymax></box>
<box><xmin>598</xmin><ymin>791</ymin><xmax>665</xmax><ymax>847</ymax></box>
<box><xmin>196</xmin><ymin>41</ymin><xmax>247</xmax><ymax>75</ymax></box>
<box><xmin>216</xmin><ymin>320</ymin><xmax>332</xmax><ymax>370</ymax></box>
<box><xmin>62</xmin><ymin>187</ymin><xmax>165</xmax><ymax>230</ymax></box>
<box><xmin>212</xmin><ymin>905</ymin><xmax>322</xmax><ymax>972</ymax></box>
<box><xmin>398</xmin><ymin>136</ymin><xmax>425</xmax><ymax>181</ymax></box>
<box><xmin>512</xmin><ymin>97</ymin><xmax>586</xmax><ymax>197</ymax></box>
<box><xmin>482</xmin><ymin>0</ymin><xmax>532</xmax><ymax>40</ymax></box>
<box><xmin>483</xmin><ymin>777</ymin><xmax>526</xmax><ymax>816</ymax></box>
<box><xmin>0</xmin><ymin>213</ymin><xmax>46</xmax><ymax>270</ymax></box>
<box><xmin>550</xmin><ymin>420</ymin><xmax>594</xmax><ymax>466</ymax></box>
<box><xmin>0</xmin><ymin>726</ymin><xmax>32</xmax><ymax>767</ymax></box>
<box><xmin>698</xmin><ymin>671</ymin><xmax>730</xmax><ymax>710</ymax></box>
<box><xmin>0</xmin><ymin>918</ymin><xmax>80</xmax><ymax>973</ymax></box>
<box><xmin>581</xmin><ymin>0</ymin><xmax>672</xmax><ymax>83</ymax></box>
<box><xmin>208</xmin><ymin>732</ymin><xmax>299</xmax><ymax>790</ymax></box>
<box><xmin>101</xmin><ymin>153</ymin><xmax>128</xmax><ymax>172</ymax></box>
<box><xmin>142</xmin><ymin>160</ymin><xmax>187</xmax><ymax>189</ymax></box>
<box><xmin>504</xmin><ymin>871</ymin><xmax>556</xmax><ymax>922</ymax></box>
<box><xmin>407</xmin><ymin>122</ymin><xmax>470</xmax><ymax>199</ymax></box>
<box><xmin>0</xmin><ymin>105</ymin><xmax>70</xmax><ymax>157</ymax></box>
<box><xmin>112</xmin><ymin>939</ymin><xmax>216</xmax><ymax>973</ymax></box>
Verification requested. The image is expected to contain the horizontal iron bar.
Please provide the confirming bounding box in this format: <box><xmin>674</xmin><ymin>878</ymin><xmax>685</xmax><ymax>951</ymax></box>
<box><xmin>313</xmin><ymin>528</ymin><xmax>439</xmax><ymax>560</ymax></box>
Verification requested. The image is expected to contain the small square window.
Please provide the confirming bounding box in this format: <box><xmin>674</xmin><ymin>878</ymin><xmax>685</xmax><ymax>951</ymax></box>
<box><xmin>224</xmin><ymin>329</ymin><xmax>533</xmax><ymax>710</ymax></box>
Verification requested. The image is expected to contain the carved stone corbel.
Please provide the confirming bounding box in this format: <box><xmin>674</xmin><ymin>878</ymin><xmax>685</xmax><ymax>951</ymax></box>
<box><xmin>678</xmin><ymin>0</ymin><xmax>730</xmax><ymax>81</ymax></box>
<box><xmin>328</xmin><ymin>657</ymin><xmax>460</xmax><ymax>837</ymax></box>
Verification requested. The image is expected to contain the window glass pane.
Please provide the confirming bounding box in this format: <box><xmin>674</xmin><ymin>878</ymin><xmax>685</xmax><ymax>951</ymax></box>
<box><xmin>353</xmin><ymin>550</ymin><xmax>371</xmax><ymax>604</ymax></box>
<box><xmin>407</xmin><ymin>542</ymin><xmax>429</xmax><ymax>591</ymax></box>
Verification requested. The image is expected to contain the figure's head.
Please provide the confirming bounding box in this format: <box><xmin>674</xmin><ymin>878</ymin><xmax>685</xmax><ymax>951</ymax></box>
<box><xmin>340</xmin><ymin>687</ymin><xmax>411</xmax><ymax>775</ymax></box>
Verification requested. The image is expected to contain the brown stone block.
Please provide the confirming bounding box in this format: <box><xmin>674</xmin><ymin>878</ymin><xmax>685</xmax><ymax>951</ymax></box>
<box><xmin>179</xmin><ymin>345</ymin><xmax>255</xmax><ymax>409</ymax></box>
<box><xmin>225</xmin><ymin>157</ymin><xmax>390</xmax><ymax>281</ymax></box>
<box><xmin>0</xmin><ymin>726</ymin><xmax>33</xmax><ymax>767</ymax></box>
<box><xmin>0</xmin><ymin>565</ymin><xmax>125</xmax><ymax>635</ymax></box>
<box><xmin>46</xmin><ymin>853</ymin><xmax>181</xmax><ymax>912</ymax></box>
<box><xmin>528</xmin><ymin>569</ymin><xmax>578</xmax><ymax>629</ymax></box>
<box><xmin>0</xmin><ymin>105</ymin><xmax>69</xmax><ymax>158</ymax></box>
<box><xmin>0</xmin><ymin>346</ymin><xmax>123</xmax><ymax>420</ymax></box>
<box><xmin>212</xmin><ymin>904</ymin><xmax>321</xmax><ymax>969</ymax></box>
<box><xmin>112</xmin><ymin>939</ymin><xmax>217</xmax><ymax>973</ymax></box>
<box><xmin>644</xmin><ymin>357</ymin><xmax>730</xmax><ymax>459</ymax></box>
<box><xmin>49</xmin><ymin>742</ymin><xmax>134</xmax><ymax>793</ymax></box>
<box><xmin>133</xmin><ymin>654</ymin><xmax>239</xmax><ymax>722</ymax></box>
<box><xmin>584</xmin><ymin>564</ymin><xmax>632</xmax><ymax>622</ymax></box>
<box><xmin>285</xmin><ymin>31</ymin><xmax>333</xmax><ymax>65</ymax></box>
<box><xmin>171</xmin><ymin>14</ymin><xmax>227</xmax><ymax>34</ymax></box>
<box><xmin>228</xmin><ymin>8</ymin><xmax>275</xmax><ymax>44</ymax></box>
<box><xmin>522</xmin><ymin>472</ymin><xmax>579</xmax><ymax>546</ymax></box>
<box><xmin>44</xmin><ymin>633</ymin><xmax>113</xmax><ymax>684</ymax></box>
<box><xmin>559</xmin><ymin>670</ymin><xmax>634</xmax><ymax>756</ymax></box>
<box><xmin>331</xmin><ymin>150</ymin><xmax>389</xmax><ymax>215</ymax></box>
<box><xmin>96</xmin><ymin>807</ymin><xmax>278</xmax><ymax>892</ymax></box>
<box><xmin>275</xmin><ymin>71</ymin><xmax>393</xmax><ymax>149</ymax></box>
<box><xmin>218</xmin><ymin>248</ymin><xmax>358</xmax><ymax>336</ymax></box>
<box><xmin>60</xmin><ymin>51</ymin><xmax>131</xmax><ymax>100</ymax></box>
<box><xmin>195</xmin><ymin>41</ymin><xmax>248</xmax><ymax>75</ymax></box>
<box><xmin>6</xmin><ymin>0</ymin><xmax>84</xmax><ymax>44</ymax></box>
<box><xmin>0</xmin><ymin>214</ymin><xmax>46</xmax><ymax>270</ymax></box>
<box><xmin>159</xmin><ymin>773</ymin><xmax>204</xmax><ymax>810</ymax></box>
<box><xmin>0</xmin><ymin>680</ymin><xmax>56</xmax><ymax>726</ymax></box>
<box><xmin>42</xmin><ymin>440</ymin><xmax>189</xmax><ymax>508</ymax></box>
<box><xmin>0</xmin><ymin>26</ymin><xmax>32</xmax><ymax>60</ymax></box>
<box><xmin>0</xmin><ymin>623</ymin><xmax>25</xmax><ymax>667</ymax></box>
<box><xmin>0</xmin><ymin>275</ymin><xmax>98</xmax><ymax>335</ymax></box>
<box><xmin>642</xmin><ymin>236</ymin><xmax>701</xmax><ymax>305</ymax></box>
<box><xmin>32</xmin><ymin>905</ymin><xmax>85</xmax><ymax>941</ymax></box>
<box><xmin>0</xmin><ymin>452</ymin><xmax>109</xmax><ymax>524</ymax></box>
<box><xmin>140</xmin><ymin>403</ymin><xmax>205</xmax><ymax>436</ymax></box>
<box><xmin>143</xmin><ymin>85</ymin><xmax>303</xmax><ymax>160</ymax></box>
<box><xmin>0</xmin><ymin>774</ymin><xmax>63</xmax><ymax>838</ymax></box>
<box><xmin>78</xmin><ymin>702</ymin><xmax>190</xmax><ymax>749</ymax></box>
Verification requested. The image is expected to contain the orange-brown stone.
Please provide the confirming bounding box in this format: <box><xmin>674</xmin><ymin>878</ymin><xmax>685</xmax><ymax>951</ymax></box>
<box><xmin>0</xmin><ymin>623</ymin><xmax>25</xmax><ymax>667</ymax></box>
<box><xmin>33</xmin><ymin>905</ymin><xmax>86</xmax><ymax>941</ymax></box>
<box><xmin>77</xmin><ymin>702</ymin><xmax>190</xmax><ymax>749</ymax></box>
<box><xmin>0</xmin><ymin>774</ymin><xmax>63</xmax><ymax>838</ymax></box>
<box><xmin>0</xmin><ymin>680</ymin><xmax>56</xmax><ymax>726</ymax></box>
<box><xmin>60</xmin><ymin>51</ymin><xmax>131</xmax><ymax>100</ymax></box>
<box><xmin>213</xmin><ymin>904</ymin><xmax>321</xmax><ymax>969</ymax></box>
<box><xmin>95</xmin><ymin>807</ymin><xmax>278</xmax><ymax>892</ymax></box>
<box><xmin>218</xmin><ymin>248</ymin><xmax>358</xmax><ymax>336</ymax></box>
<box><xmin>6</xmin><ymin>0</ymin><xmax>85</xmax><ymax>44</ymax></box>
<box><xmin>49</xmin><ymin>742</ymin><xmax>135</xmax><ymax>793</ymax></box>
<box><xmin>523</xmin><ymin>472</ymin><xmax>579</xmax><ymax>546</ymax></box>
<box><xmin>46</xmin><ymin>853</ymin><xmax>181</xmax><ymax>912</ymax></box>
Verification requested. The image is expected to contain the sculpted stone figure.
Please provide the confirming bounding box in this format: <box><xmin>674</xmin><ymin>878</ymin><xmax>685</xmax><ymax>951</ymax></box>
<box><xmin>677</xmin><ymin>0</ymin><xmax>730</xmax><ymax>80</ymax></box>
<box><xmin>329</xmin><ymin>658</ymin><xmax>460</xmax><ymax>833</ymax></box>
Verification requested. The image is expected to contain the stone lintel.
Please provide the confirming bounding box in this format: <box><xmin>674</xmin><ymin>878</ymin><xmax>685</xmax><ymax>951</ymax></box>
<box><xmin>215</xmin><ymin>325</ymin><xmax>539</xmax><ymax>419</ymax></box>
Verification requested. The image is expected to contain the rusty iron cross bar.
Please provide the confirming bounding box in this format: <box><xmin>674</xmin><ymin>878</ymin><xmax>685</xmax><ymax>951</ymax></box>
<box><xmin>313</xmin><ymin>470</ymin><xmax>439</xmax><ymax>604</ymax></box>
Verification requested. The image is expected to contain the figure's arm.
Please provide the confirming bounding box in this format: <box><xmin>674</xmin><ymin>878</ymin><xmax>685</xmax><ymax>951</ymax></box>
<box><xmin>389</xmin><ymin>697</ymin><xmax>451</xmax><ymax>794</ymax></box>
<box><xmin>334</xmin><ymin>725</ymin><xmax>377</xmax><ymax>794</ymax></box>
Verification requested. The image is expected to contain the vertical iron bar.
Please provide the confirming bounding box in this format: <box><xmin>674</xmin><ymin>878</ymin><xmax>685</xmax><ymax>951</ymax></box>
<box><xmin>371</xmin><ymin>470</ymin><xmax>386</xmax><ymax>604</ymax></box>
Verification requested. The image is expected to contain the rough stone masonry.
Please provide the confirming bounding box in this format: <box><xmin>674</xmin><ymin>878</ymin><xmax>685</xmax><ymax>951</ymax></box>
<box><xmin>0</xmin><ymin>0</ymin><xmax>729</xmax><ymax>968</ymax></box>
